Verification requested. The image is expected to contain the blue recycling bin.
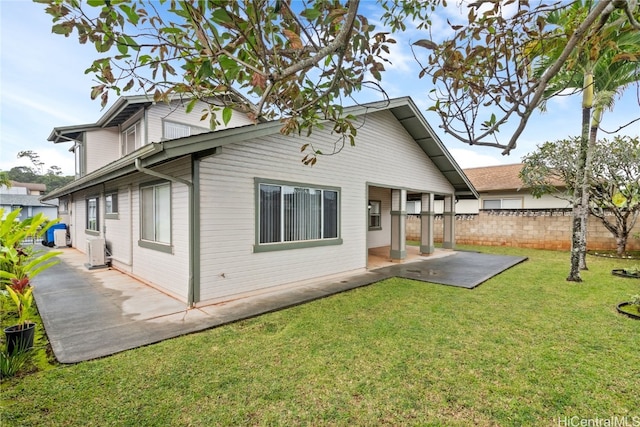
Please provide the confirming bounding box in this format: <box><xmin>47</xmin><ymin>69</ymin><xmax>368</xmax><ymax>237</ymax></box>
<box><xmin>44</xmin><ymin>223</ymin><xmax>67</xmax><ymax>247</ymax></box>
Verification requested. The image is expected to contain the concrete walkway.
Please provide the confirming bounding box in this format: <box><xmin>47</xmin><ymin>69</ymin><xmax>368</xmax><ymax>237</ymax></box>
<box><xmin>33</xmin><ymin>247</ymin><xmax>526</xmax><ymax>363</ymax></box>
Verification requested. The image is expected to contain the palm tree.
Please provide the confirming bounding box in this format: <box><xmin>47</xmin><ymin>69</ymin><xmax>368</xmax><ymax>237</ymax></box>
<box><xmin>527</xmin><ymin>1</ymin><xmax>640</xmax><ymax>281</ymax></box>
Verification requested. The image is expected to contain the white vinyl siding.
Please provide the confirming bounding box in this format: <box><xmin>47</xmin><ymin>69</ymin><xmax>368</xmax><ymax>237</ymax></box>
<box><xmin>84</xmin><ymin>128</ymin><xmax>120</xmax><ymax>174</ymax></box>
<box><xmin>198</xmin><ymin>109</ymin><xmax>455</xmax><ymax>304</ymax></box>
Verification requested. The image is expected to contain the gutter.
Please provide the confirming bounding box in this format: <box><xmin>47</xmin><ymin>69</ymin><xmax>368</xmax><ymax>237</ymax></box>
<box><xmin>134</xmin><ymin>158</ymin><xmax>196</xmax><ymax>308</ymax></box>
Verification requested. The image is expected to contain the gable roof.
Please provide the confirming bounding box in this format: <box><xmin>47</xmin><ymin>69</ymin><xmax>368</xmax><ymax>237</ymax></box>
<box><xmin>0</xmin><ymin>194</ymin><xmax>56</xmax><ymax>208</ymax></box>
<box><xmin>48</xmin><ymin>95</ymin><xmax>154</xmax><ymax>143</ymax></box>
<box><xmin>463</xmin><ymin>163</ymin><xmax>566</xmax><ymax>192</ymax></box>
<box><xmin>43</xmin><ymin>97</ymin><xmax>478</xmax><ymax>201</ymax></box>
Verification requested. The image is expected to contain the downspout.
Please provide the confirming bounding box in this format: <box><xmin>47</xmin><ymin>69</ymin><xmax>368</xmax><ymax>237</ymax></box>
<box><xmin>134</xmin><ymin>158</ymin><xmax>196</xmax><ymax>308</ymax></box>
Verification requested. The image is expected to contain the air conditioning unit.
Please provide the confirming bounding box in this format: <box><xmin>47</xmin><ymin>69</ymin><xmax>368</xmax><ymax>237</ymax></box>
<box><xmin>86</xmin><ymin>238</ymin><xmax>107</xmax><ymax>269</ymax></box>
<box><xmin>53</xmin><ymin>229</ymin><xmax>67</xmax><ymax>248</ymax></box>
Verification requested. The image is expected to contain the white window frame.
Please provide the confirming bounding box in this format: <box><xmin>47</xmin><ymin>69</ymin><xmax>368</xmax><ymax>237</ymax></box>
<box><xmin>255</xmin><ymin>179</ymin><xmax>342</xmax><ymax>252</ymax></box>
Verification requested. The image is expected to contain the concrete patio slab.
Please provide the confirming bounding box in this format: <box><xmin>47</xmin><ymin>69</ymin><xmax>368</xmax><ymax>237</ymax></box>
<box><xmin>33</xmin><ymin>247</ymin><xmax>526</xmax><ymax>364</ymax></box>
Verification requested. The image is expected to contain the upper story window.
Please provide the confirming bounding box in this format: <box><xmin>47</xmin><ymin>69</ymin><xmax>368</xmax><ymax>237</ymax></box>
<box><xmin>164</xmin><ymin>121</ymin><xmax>191</xmax><ymax>140</ymax></box>
<box><xmin>122</xmin><ymin>122</ymin><xmax>141</xmax><ymax>155</ymax></box>
<box><xmin>74</xmin><ymin>142</ymin><xmax>85</xmax><ymax>179</ymax></box>
<box><xmin>256</xmin><ymin>180</ymin><xmax>341</xmax><ymax>252</ymax></box>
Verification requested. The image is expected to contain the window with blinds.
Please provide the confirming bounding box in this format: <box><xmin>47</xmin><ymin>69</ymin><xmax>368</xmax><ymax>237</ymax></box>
<box><xmin>164</xmin><ymin>121</ymin><xmax>191</xmax><ymax>140</ymax></box>
<box><xmin>259</xmin><ymin>182</ymin><xmax>339</xmax><ymax>245</ymax></box>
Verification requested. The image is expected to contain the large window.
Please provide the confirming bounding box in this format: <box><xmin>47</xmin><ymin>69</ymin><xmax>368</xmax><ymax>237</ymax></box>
<box><xmin>140</xmin><ymin>182</ymin><xmax>171</xmax><ymax>248</ymax></box>
<box><xmin>257</xmin><ymin>181</ymin><xmax>340</xmax><ymax>250</ymax></box>
<box><xmin>368</xmin><ymin>200</ymin><xmax>381</xmax><ymax>230</ymax></box>
<box><xmin>86</xmin><ymin>197</ymin><xmax>98</xmax><ymax>232</ymax></box>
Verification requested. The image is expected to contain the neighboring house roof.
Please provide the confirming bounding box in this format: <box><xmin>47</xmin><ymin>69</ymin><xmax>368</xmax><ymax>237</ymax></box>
<box><xmin>5</xmin><ymin>181</ymin><xmax>47</xmax><ymax>193</ymax></box>
<box><xmin>464</xmin><ymin>163</ymin><xmax>566</xmax><ymax>193</ymax></box>
<box><xmin>0</xmin><ymin>194</ymin><xmax>56</xmax><ymax>207</ymax></box>
<box><xmin>463</xmin><ymin>164</ymin><xmax>527</xmax><ymax>192</ymax></box>
<box><xmin>43</xmin><ymin>97</ymin><xmax>478</xmax><ymax>201</ymax></box>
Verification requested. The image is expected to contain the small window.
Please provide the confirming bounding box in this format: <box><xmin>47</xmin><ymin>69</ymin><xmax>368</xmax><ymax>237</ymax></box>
<box><xmin>368</xmin><ymin>200</ymin><xmax>381</xmax><ymax>230</ymax></box>
<box><xmin>74</xmin><ymin>142</ymin><xmax>85</xmax><ymax>178</ymax></box>
<box><xmin>140</xmin><ymin>182</ymin><xmax>171</xmax><ymax>250</ymax></box>
<box><xmin>122</xmin><ymin>122</ymin><xmax>141</xmax><ymax>155</ymax></box>
<box><xmin>256</xmin><ymin>180</ymin><xmax>341</xmax><ymax>252</ymax></box>
<box><xmin>59</xmin><ymin>199</ymin><xmax>69</xmax><ymax>214</ymax></box>
<box><xmin>86</xmin><ymin>197</ymin><xmax>99</xmax><ymax>232</ymax></box>
<box><xmin>164</xmin><ymin>121</ymin><xmax>191</xmax><ymax>140</ymax></box>
<box><xmin>482</xmin><ymin>198</ymin><xmax>522</xmax><ymax>209</ymax></box>
<box><xmin>105</xmin><ymin>192</ymin><xmax>118</xmax><ymax>219</ymax></box>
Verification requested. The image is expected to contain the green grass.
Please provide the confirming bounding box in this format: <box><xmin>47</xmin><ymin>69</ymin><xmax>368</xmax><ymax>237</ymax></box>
<box><xmin>1</xmin><ymin>246</ymin><xmax>639</xmax><ymax>426</ymax></box>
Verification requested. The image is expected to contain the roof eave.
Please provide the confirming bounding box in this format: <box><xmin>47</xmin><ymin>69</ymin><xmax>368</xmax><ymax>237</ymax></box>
<box><xmin>41</xmin><ymin>143</ymin><xmax>164</xmax><ymax>200</ymax></box>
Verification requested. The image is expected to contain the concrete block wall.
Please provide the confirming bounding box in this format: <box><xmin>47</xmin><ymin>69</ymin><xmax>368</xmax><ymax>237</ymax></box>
<box><xmin>406</xmin><ymin>210</ymin><xmax>640</xmax><ymax>251</ymax></box>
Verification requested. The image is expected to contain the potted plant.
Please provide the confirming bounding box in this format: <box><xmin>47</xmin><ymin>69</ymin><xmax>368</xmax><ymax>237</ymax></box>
<box><xmin>3</xmin><ymin>278</ymin><xmax>36</xmax><ymax>354</ymax></box>
<box><xmin>0</xmin><ymin>208</ymin><xmax>61</xmax><ymax>354</ymax></box>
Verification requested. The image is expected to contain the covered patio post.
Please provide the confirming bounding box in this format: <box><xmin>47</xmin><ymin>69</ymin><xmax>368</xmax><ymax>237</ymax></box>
<box><xmin>442</xmin><ymin>195</ymin><xmax>455</xmax><ymax>249</ymax></box>
<box><xmin>390</xmin><ymin>188</ymin><xmax>407</xmax><ymax>261</ymax></box>
<box><xmin>420</xmin><ymin>192</ymin><xmax>435</xmax><ymax>254</ymax></box>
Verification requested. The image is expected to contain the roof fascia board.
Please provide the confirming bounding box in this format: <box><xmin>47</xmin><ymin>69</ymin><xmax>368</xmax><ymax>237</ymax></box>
<box><xmin>48</xmin><ymin>124</ymin><xmax>99</xmax><ymax>143</ymax></box>
<box><xmin>95</xmin><ymin>95</ymin><xmax>152</xmax><ymax>127</ymax></box>
<box><xmin>398</xmin><ymin>99</ymin><xmax>479</xmax><ymax>199</ymax></box>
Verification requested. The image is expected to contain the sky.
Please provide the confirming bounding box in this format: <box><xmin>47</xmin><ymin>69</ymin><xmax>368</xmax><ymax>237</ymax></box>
<box><xmin>1</xmin><ymin>0</ymin><xmax>639</xmax><ymax>176</ymax></box>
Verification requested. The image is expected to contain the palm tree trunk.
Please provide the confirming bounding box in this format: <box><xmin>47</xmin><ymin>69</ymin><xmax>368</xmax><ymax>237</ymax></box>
<box><xmin>568</xmin><ymin>72</ymin><xmax>594</xmax><ymax>282</ymax></box>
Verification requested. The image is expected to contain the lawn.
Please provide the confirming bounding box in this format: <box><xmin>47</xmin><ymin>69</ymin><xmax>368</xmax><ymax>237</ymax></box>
<box><xmin>1</xmin><ymin>246</ymin><xmax>639</xmax><ymax>426</ymax></box>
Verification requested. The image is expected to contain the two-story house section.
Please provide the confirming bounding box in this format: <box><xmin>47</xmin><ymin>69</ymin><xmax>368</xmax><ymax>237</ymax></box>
<box><xmin>44</xmin><ymin>96</ymin><xmax>477</xmax><ymax>307</ymax></box>
<box><xmin>48</xmin><ymin>95</ymin><xmax>254</xmax><ymax>179</ymax></box>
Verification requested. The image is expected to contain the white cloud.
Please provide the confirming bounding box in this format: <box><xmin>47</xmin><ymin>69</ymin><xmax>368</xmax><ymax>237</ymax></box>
<box><xmin>448</xmin><ymin>147</ymin><xmax>508</xmax><ymax>169</ymax></box>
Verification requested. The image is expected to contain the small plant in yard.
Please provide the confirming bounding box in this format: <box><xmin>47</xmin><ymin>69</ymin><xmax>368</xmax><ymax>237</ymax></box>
<box><xmin>0</xmin><ymin>346</ymin><xmax>33</xmax><ymax>378</ymax></box>
<box><xmin>630</xmin><ymin>294</ymin><xmax>640</xmax><ymax>313</ymax></box>
<box><xmin>0</xmin><ymin>208</ymin><xmax>60</xmax><ymax>375</ymax></box>
<box><xmin>623</xmin><ymin>265</ymin><xmax>640</xmax><ymax>275</ymax></box>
